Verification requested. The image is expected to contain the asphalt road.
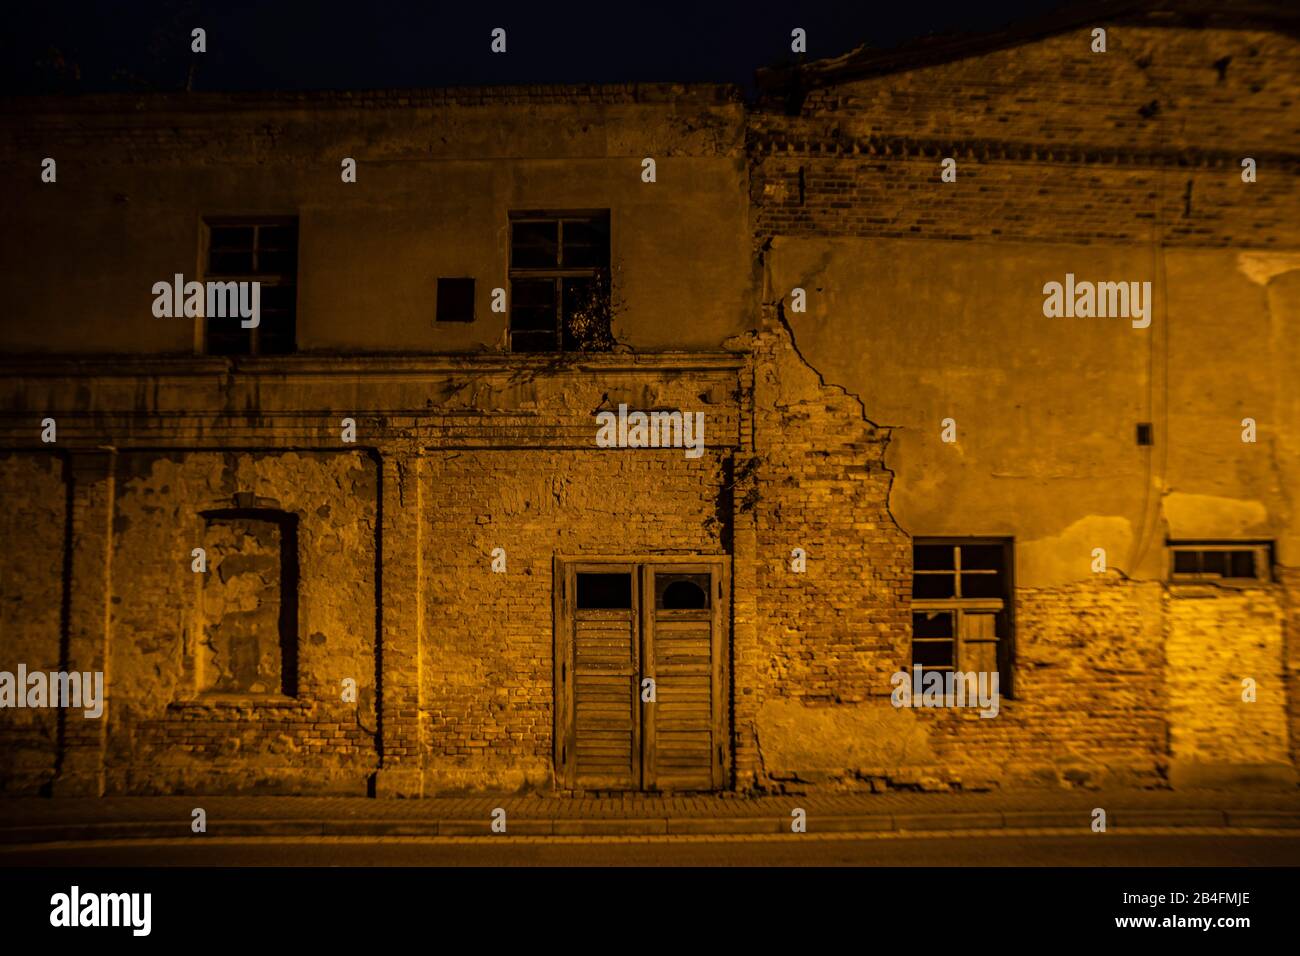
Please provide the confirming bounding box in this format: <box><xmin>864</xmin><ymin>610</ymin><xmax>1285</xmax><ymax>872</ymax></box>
<box><xmin>4</xmin><ymin>833</ymin><xmax>1299</xmax><ymax>866</ymax></box>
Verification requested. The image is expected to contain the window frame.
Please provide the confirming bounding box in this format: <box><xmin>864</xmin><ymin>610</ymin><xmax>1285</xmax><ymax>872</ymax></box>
<box><xmin>199</xmin><ymin>216</ymin><xmax>299</xmax><ymax>356</ymax></box>
<box><xmin>911</xmin><ymin>538</ymin><xmax>1014</xmax><ymax>696</ymax></box>
<box><xmin>1167</xmin><ymin>540</ymin><xmax>1273</xmax><ymax>585</ymax></box>
<box><xmin>507</xmin><ymin>209</ymin><xmax>611</xmax><ymax>353</ymax></box>
<box><xmin>553</xmin><ymin>554</ymin><xmax>730</xmax><ymax>791</ymax></box>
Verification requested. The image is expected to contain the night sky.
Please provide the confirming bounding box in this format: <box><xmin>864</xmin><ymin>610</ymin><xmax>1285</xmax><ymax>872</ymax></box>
<box><xmin>2</xmin><ymin>0</ymin><xmax>1074</xmax><ymax>96</ymax></box>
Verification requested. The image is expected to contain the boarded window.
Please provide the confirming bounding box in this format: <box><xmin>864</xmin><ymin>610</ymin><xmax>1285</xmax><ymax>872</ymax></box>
<box><xmin>198</xmin><ymin>510</ymin><xmax>298</xmax><ymax>695</ymax></box>
<box><xmin>911</xmin><ymin>539</ymin><xmax>1013</xmax><ymax>694</ymax></box>
<box><xmin>508</xmin><ymin>211</ymin><xmax>612</xmax><ymax>353</ymax></box>
<box><xmin>203</xmin><ymin>218</ymin><xmax>298</xmax><ymax>356</ymax></box>
<box><xmin>1169</xmin><ymin>541</ymin><xmax>1271</xmax><ymax>583</ymax></box>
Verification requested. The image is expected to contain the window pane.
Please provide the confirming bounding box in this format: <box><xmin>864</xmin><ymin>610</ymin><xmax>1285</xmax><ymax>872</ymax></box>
<box><xmin>511</xmin><ymin>220</ymin><xmax>559</xmax><ymax>268</ymax></box>
<box><xmin>511</xmin><ymin>330</ymin><xmax>558</xmax><ymax>353</ymax></box>
<box><xmin>961</xmin><ymin>544</ymin><xmax>1004</xmax><ymax>572</ymax></box>
<box><xmin>210</xmin><ymin>250</ymin><xmax>255</xmax><ymax>275</ymax></box>
<box><xmin>258</xmin><ymin>250</ymin><xmax>297</xmax><ymax>276</ymax></box>
<box><xmin>914</xmin><ymin>545</ymin><xmax>954</xmax><ymax>571</ymax></box>
<box><xmin>577</xmin><ymin>573</ymin><xmax>632</xmax><ymax>609</ymax></box>
<box><xmin>1229</xmin><ymin>550</ymin><xmax>1256</xmax><ymax>578</ymax></box>
<box><xmin>1200</xmin><ymin>551</ymin><xmax>1228</xmax><ymax>576</ymax></box>
<box><xmin>210</xmin><ymin>226</ymin><xmax>254</xmax><ymax>251</ymax></box>
<box><xmin>561</xmin><ymin>217</ymin><xmax>610</xmax><ymax>268</ymax></box>
<box><xmin>561</xmin><ymin>276</ymin><xmax>614</xmax><ymax>351</ymax></box>
<box><xmin>913</xmin><ymin>611</ymin><xmax>953</xmax><ymax>639</ymax></box>
<box><xmin>206</xmin><ymin>316</ymin><xmax>250</xmax><ymax>355</ymax></box>
<box><xmin>912</xmin><ymin>640</ymin><xmax>954</xmax><ymax>669</ymax></box>
<box><xmin>510</xmin><ymin>279</ymin><xmax>557</xmax><ymax>332</ymax></box>
<box><xmin>655</xmin><ymin>573</ymin><xmax>710</xmax><ymax>610</ymax></box>
<box><xmin>258</xmin><ymin>225</ymin><xmax>297</xmax><ymax>250</ymax></box>
<box><xmin>1172</xmin><ymin>550</ymin><xmax>1199</xmax><ymax>574</ymax></box>
<box><xmin>961</xmin><ymin>573</ymin><xmax>1003</xmax><ymax>599</ymax></box>
<box><xmin>913</xmin><ymin>573</ymin><xmax>955</xmax><ymax>599</ymax></box>
<box><xmin>258</xmin><ymin>311</ymin><xmax>296</xmax><ymax>355</ymax></box>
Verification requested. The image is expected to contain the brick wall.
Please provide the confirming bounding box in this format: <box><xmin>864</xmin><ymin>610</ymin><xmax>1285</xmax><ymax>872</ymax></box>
<box><xmin>734</xmin><ymin>322</ymin><xmax>911</xmax><ymax>787</ymax></box>
<box><xmin>751</xmin><ymin>26</ymin><xmax>1300</xmax><ymax>248</ymax></box>
<box><xmin>106</xmin><ymin>451</ymin><xmax>379</xmax><ymax>794</ymax></box>
<box><xmin>0</xmin><ymin>453</ymin><xmax>65</xmax><ymax>793</ymax></box>
<box><xmin>1166</xmin><ymin>583</ymin><xmax>1290</xmax><ymax>777</ymax></box>
<box><xmin>734</xmin><ymin>329</ymin><xmax>1174</xmax><ymax>791</ymax></box>
<box><xmin>928</xmin><ymin>579</ymin><xmax>1168</xmax><ymax>789</ymax></box>
<box><xmin>420</xmin><ymin>447</ymin><xmax>730</xmax><ymax>792</ymax></box>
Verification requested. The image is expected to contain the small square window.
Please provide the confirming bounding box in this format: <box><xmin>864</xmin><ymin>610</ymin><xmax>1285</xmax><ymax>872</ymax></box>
<box><xmin>1136</xmin><ymin>423</ymin><xmax>1154</xmax><ymax>446</ymax></box>
<box><xmin>436</xmin><ymin>277</ymin><xmax>475</xmax><ymax>323</ymax></box>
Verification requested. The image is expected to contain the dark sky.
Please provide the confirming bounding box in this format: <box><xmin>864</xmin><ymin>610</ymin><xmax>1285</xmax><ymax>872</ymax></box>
<box><xmin>3</xmin><ymin>0</ymin><xmax>1075</xmax><ymax>96</ymax></box>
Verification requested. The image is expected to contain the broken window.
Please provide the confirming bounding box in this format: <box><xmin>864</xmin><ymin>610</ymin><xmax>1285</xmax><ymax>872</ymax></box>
<box><xmin>1169</xmin><ymin>541</ymin><xmax>1271</xmax><ymax>584</ymax></box>
<box><xmin>508</xmin><ymin>211</ymin><xmax>613</xmax><ymax>352</ymax></box>
<box><xmin>912</xmin><ymin>540</ymin><xmax>1013</xmax><ymax>693</ymax></box>
<box><xmin>198</xmin><ymin>509</ymin><xmax>298</xmax><ymax>696</ymax></box>
<box><xmin>203</xmin><ymin>218</ymin><xmax>298</xmax><ymax>355</ymax></box>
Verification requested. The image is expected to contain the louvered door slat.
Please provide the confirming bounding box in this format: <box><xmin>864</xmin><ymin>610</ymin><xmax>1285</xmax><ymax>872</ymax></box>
<box><xmin>572</xmin><ymin>606</ymin><xmax>638</xmax><ymax>789</ymax></box>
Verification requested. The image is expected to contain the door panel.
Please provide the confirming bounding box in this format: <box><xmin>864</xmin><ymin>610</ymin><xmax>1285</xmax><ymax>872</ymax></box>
<box><xmin>557</xmin><ymin>559</ymin><xmax>726</xmax><ymax>792</ymax></box>
<box><xmin>643</xmin><ymin>567</ymin><xmax>722</xmax><ymax>791</ymax></box>
<box><xmin>570</xmin><ymin>582</ymin><xmax>639</xmax><ymax>790</ymax></box>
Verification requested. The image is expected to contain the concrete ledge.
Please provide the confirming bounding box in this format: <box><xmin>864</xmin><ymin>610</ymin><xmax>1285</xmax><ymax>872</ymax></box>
<box><xmin>322</xmin><ymin>821</ymin><xmax>432</xmax><ymax>837</ymax></box>
<box><xmin>552</xmin><ymin>819</ymin><xmax>668</xmax><ymax>836</ymax></box>
<box><xmin>1002</xmin><ymin>811</ymin><xmax>1088</xmax><ymax>829</ymax></box>
<box><xmin>212</xmin><ymin>820</ymin><xmax>326</xmax><ymax>837</ymax></box>
<box><xmin>667</xmin><ymin>818</ymin><xmax>782</xmax><ymax>835</ymax></box>
<box><xmin>439</xmin><ymin>819</ymin><xmax>554</xmax><ymax>836</ymax></box>
<box><xmin>810</xmin><ymin>815</ymin><xmax>895</xmax><ymax>833</ymax></box>
<box><xmin>1225</xmin><ymin>811</ymin><xmax>1300</xmax><ymax>828</ymax></box>
<box><xmin>895</xmin><ymin>812</ymin><xmax>1004</xmax><ymax>831</ymax></box>
<box><xmin>1111</xmin><ymin>810</ymin><xmax>1227</xmax><ymax>828</ymax></box>
<box><xmin>1167</xmin><ymin>762</ymin><xmax>1298</xmax><ymax>790</ymax></box>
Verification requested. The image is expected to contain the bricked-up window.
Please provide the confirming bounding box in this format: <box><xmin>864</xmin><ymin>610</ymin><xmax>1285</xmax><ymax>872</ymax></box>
<box><xmin>203</xmin><ymin>219</ymin><xmax>298</xmax><ymax>355</ymax></box>
<box><xmin>1169</xmin><ymin>541</ymin><xmax>1272</xmax><ymax>584</ymax></box>
<box><xmin>912</xmin><ymin>540</ymin><xmax>1013</xmax><ymax>693</ymax></box>
<box><xmin>198</xmin><ymin>509</ymin><xmax>298</xmax><ymax>696</ymax></box>
<box><xmin>508</xmin><ymin>211</ymin><xmax>612</xmax><ymax>352</ymax></box>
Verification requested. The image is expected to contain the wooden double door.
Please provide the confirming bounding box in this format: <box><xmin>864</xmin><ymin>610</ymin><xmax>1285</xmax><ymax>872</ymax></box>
<box><xmin>554</xmin><ymin>558</ymin><xmax>728</xmax><ymax>791</ymax></box>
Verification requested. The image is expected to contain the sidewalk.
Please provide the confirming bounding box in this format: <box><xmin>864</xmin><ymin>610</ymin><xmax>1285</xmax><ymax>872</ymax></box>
<box><xmin>4</xmin><ymin>788</ymin><xmax>1300</xmax><ymax>842</ymax></box>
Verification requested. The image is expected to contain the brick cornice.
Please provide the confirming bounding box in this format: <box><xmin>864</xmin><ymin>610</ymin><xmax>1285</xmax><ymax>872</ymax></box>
<box><xmin>747</xmin><ymin>131</ymin><xmax>1300</xmax><ymax>172</ymax></box>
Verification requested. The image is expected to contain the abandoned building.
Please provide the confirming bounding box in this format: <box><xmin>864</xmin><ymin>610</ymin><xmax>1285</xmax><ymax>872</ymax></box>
<box><xmin>1</xmin><ymin>5</ymin><xmax>1298</xmax><ymax>798</ymax></box>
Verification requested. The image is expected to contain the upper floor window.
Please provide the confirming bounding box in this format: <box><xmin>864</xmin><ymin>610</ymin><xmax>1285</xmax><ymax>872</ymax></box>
<box><xmin>508</xmin><ymin>211</ymin><xmax>612</xmax><ymax>352</ymax></box>
<box><xmin>203</xmin><ymin>218</ymin><xmax>298</xmax><ymax>355</ymax></box>
<box><xmin>1169</xmin><ymin>541</ymin><xmax>1272</xmax><ymax>584</ymax></box>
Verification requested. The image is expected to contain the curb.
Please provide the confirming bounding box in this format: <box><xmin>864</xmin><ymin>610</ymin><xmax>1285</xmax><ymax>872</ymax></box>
<box><xmin>3</xmin><ymin>810</ymin><xmax>1299</xmax><ymax>844</ymax></box>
